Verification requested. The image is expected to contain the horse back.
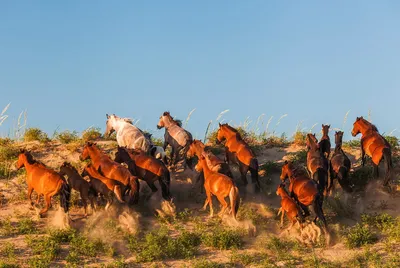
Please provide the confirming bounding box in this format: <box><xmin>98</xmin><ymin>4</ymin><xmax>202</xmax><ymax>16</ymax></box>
<box><xmin>206</xmin><ymin>173</ymin><xmax>233</xmax><ymax>196</ymax></box>
<box><xmin>225</xmin><ymin>138</ymin><xmax>254</xmax><ymax>166</ymax></box>
<box><xmin>28</xmin><ymin>166</ymin><xmax>64</xmax><ymax>195</ymax></box>
<box><xmin>133</xmin><ymin>154</ymin><xmax>165</xmax><ymax>176</ymax></box>
<box><xmin>362</xmin><ymin>133</ymin><xmax>390</xmax><ymax>163</ymax></box>
<box><xmin>167</xmin><ymin>125</ymin><xmax>190</xmax><ymax>147</ymax></box>
<box><xmin>291</xmin><ymin>178</ymin><xmax>317</xmax><ymax>206</ymax></box>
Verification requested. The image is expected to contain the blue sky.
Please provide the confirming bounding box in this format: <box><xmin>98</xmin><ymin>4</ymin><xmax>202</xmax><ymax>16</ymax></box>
<box><xmin>1</xmin><ymin>1</ymin><xmax>400</xmax><ymax>140</ymax></box>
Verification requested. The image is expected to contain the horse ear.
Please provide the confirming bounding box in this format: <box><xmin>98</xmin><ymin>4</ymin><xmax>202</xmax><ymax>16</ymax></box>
<box><xmin>163</xmin><ymin>111</ymin><xmax>169</xmax><ymax>116</ymax></box>
<box><xmin>219</xmin><ymin>123</ymin><xmax>222</xmax><ymax>127</ymax></box>
<box><xmin>106</xmin><ymin>114</ymin><xmax>109</xmax><ymax>119</ymax></box>
<box><xmin>322</xmin><ymin>124</ymin><xmax>324</xmax><ymax>127</ymax></box>
<box><xmin>328</xmin><ymin>125</ymin><xmax>330</xmax><ymax>128</ymax></box>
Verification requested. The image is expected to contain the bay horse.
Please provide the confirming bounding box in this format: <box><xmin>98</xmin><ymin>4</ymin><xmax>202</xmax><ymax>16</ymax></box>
<box><xmin>280</xmin><ymin>161</ymin><xmax>329</xmax><ymax>240</ymax></box>
<box><xmin>80</xmin><ymin>142</ymin><xmax>140</xmax><ymax>204</ymax></box>
<box><xmin>195</xmin><ymin>153</ymin><xmax>240</xmax><ymax>220</ymax></box>
<box><xmin>216</xmin><ymin>123</ymin><xmax>260</xmax><ymax>192</ymax></box>
<box><xmin>59</xmin><ymin>162</ymin><xmax>96</xmax><ymax>216</ymax></box>
<box><xmin>351</xmin><ymin>116</ymin><xmax>393</xmax><ymax>186</ymax></box>
<box><xmin>329</xmin><ymin>131</ymin><xmax>353</xmax><ymax>193</ymax></box>
<box><xmin>306</xmin><ymin>133</ymin><xmax>329</xmax><ymax>196</ymax></box>
<box><xmin>81</xmin><ymin>164</ymin><xmax>125</xmax><ymax>210</ymax></box>
<box><xmin>319</xmin><ymin>124</ymin><xmax>331</xmax><ymax>158</ymax></box>
<box><xmin>105</xmin><ymin>114</ymin><xmax>151</xmax><ymax>153</ymax></box>
<box><xmin>114</xmin><ymin>146</ymin><xmax>172</xmax><ymax>201</ymax></box>
<box><xmin>157</xmin><ymin>112</ymin><xmax>193</xmax><ymax>169</ymax></box>
<box><xmin>276</xmin><ymin>183</ymin><xmax>304</xmax><ymax>230</ymax></box>
<box><xmin>187</xmin><ymin>139</ymin><xmax>233</xmax><ymax>192</ymax></box>
<box><xmin>16</xmin><ymin>150</ymin><xmax>71</xmax><ymax>218</ymax></box>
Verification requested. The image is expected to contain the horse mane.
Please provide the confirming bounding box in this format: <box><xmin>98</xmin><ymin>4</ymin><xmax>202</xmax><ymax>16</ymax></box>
<box><xmin>23</xmin><ymin>151</ymin><xmax>46</xmax><ymax>166</ymax></box>
<box><xmin>123</xmin><ymin>118</ymin><xmax>133</xmax><ymax>124</ymax></box>
<box><xmin>61</xmin><ymin>162</ymin><xmax>79</xmax><ymax>173</ymax></box>
<box><xmin>359</xmin><ymin>117</ymin><xmax>379</xmax><ymax>132</ymax></box>
<box><xmin>222</xmin><ymin>123</ymin><xmax>238</xmax><ymax>133</ymax></box>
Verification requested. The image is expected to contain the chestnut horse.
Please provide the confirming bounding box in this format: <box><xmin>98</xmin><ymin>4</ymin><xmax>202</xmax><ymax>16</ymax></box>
<box><xmin>81</xmin><ymin>164</ymin><xmax>125</xmax><ymax>210</ymax></box>
<box><xmin>329</xmin><ymin>131</ymin><xmax>353</xmax><ymax>193</ymax></box>
<box><xmin>280</xmin><ymin>161</ymin><xmax>329</xmax><ymax>239</ymax></box>
<box><xmin>351</xmin><ymin>116</ymin><xmax>393</xmax><ymax>186</ymax></box>
<box><xmin>276</xmin><ymin>183</ymin><xmax>304</xmax><ymax>229</ymax></box>
<box><xmin>306</xmin><ymin>133</ymin><xmax>329</xmax><ymax>196</ymax></box>
<box><xmin>114</xmin><ymin>147</ymin><xmax>172</xmax><ymax>201</ymax></box>
<box><xmin>59</xmin><ymin>162</ymin><xmax>96</xmax><ymax>216</ymax></box>
<box><xmin>157</xmin><ymin>112</ymin><xmax>193</xmax><ymax>169</ymax></box>
<box><xmin>187</xmin><ymin>139</ymin><xmax>233</xmax><ymax>192</ymax></box>
<box><xmin>195</xmin><ymin>153</ymin><xmax>240</xmax><ymax>220</ymax></box>
<box><xmin>16</xmin><ymin>151</ymin><xmax>71</xmax><ymax>218</ymax></box>
<box><xmin>319</xmin><ymin>124</ymin><xmax>331</xmax><ymax>158</ymax></box>
<box><xmin>80</xmin><ymin>142</ymin><xmax>140</xmax><ymax>204</ymax></box>
<box><xmin>216</xmin><ymin>123</ymin><xmax>260</xmax><ymax>192</ymax></box>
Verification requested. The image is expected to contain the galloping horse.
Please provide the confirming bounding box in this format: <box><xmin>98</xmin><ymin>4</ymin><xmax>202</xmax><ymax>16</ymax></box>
<box><xmin>105</xmin><ymin>114</ymin><xmax>151</xmax><ymax>153</ymax></box>
<box><xmin>81</xmin><ymin>164</ymin><xmax>125</xmax><ymax>210</ymax></box>
<box><xmin>187</xmin><ymin>139</ymin><xmax>233</xmax><ymax>192</ymax></box>
<box><xmin>319</xmin><ymin>124</ymin><xmax>331</xmax><ymax>158</ymax></box>
<box><xmin>276</xmin><ymin>183</ymin><xmax>304</xmax><ymax>230</ymax></box>
<box><xmin>329</xmin><ymin>131</ymin><xmax>353</xmax><ymax>193</ymax></box>
<box><xmin>114</xmin><ymin>147</ymin><xmax>172</xmax><ymax>201</ymax></box>
<box><xmin>351</xmin><ymin>116</ymin><xmax>393</xmax><ymax>185</ymax></box>
<box><xmin>80</xmin><ymin>142</ymin><xmax>140</xmax><ymax>204</ymax></box>
<box><xmin>280</xmin><ymin>161</ymin><xmax>329</xmax><ymax>240</ymax></box>
<box><xmin>16</xmin><ymin>150</ymin><xmax>71</xmax><ymax>218</ymax></box>
<box><xmin>195</xmin><ymin>153</ymin><xmax>240</xmax><ymax>220</ymax></box>
<box><xmin>216</xmin><ymin>123</ymin><xmax>260</xmax><ymax>192</ymax></box>
<box><xmin>306</xmin><ymin>134</ymin><xmax>329</xmax><ymax>196</ymax></box>
<box><xmin>59</xmin><ymin>162</ymin><xmax>96</xmax><ymax>216</ymax></box>
<box><xmin>157</xmin><ymin>112</ymin><xmax>193</xmax><ymax>168</ymax></box>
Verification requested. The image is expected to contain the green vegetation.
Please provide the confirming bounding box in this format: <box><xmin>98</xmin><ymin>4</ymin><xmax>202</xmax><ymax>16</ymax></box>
<box><xmin>344</xmin><ymin>223</ymin><xmax>378</xmax><ymax>248</ymax></box>
<box><xmin>82</xmin><ymin>127</ymin><xmax>102</xmax><ymax>142</ymax></box>
<box><xmin>54</xmin><ymin>130</ymin><xmax>79</xmax><ymax>144</ymax></box>
<box><xmin>292</xmin><ymin>131</ymin><xmax>306</xmax><ymax>146</ymax></box>
<box><xmin>201</xmin><ymin>227</ymin><xmax>243</xmax><ymax>250</ymax></box>
<box><xmin>23</xmin><ymin>128</ymin><xmax>49</xmax><ymax>143</ymax></box>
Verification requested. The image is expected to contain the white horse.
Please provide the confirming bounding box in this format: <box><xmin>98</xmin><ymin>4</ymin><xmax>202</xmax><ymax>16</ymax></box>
<box><xmin>105</xmin><ymin>114</ymin><xmax>151</xmax><ymax>153</ymax></box>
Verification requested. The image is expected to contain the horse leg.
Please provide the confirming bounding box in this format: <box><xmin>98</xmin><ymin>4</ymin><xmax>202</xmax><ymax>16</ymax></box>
<box><xmin>39</xmin><ymin>194</ymin><xmax>51</xmax><ymax>217</ymax></box>
<box><xmin>239</xmin><ymin>164</ymin><xmax>249</xmax><ymax>186</ymax></box>
<box><xmin>205</xmin><ymin>190</ymin><xmax>213</xmax><ymax>218</ymax></box>
<box><xmin>105</xmin><ymin>193</ymin><xmax>114</xmax><ymax>210</ymax></box>
<box><xmin>279</xmin><ymin>208</ymin><xmax>285</xmax><ymax>228</ymax></box>
<box><xmin>81</xmin><ymin>196</ymin><xmax>88</xmax><ymax>217</ymax></box>
<box><xmin>361</xmin><ymin>143</ymin><xmax>366</xmax><ymax>166</ymax></box>
<box><xmin>216</xmin><ymin>195</ymin><xmax>228</xmax><ymax>217</ymax></box>
<box><xmin>382</xmin><ymin>148</ymin><xmax>392</xmax><ymax>186</ymax></box>
<box><xmin>27</xmin><ymin>187</ymin><xmax>34</xmax><ymax>206</ymax></box>
<box><xmin>373</xmin><ymin>163</ymin><xmax>379</xmax><ymax>179</ymax></box>
<box><xmin>196</xmin><ymin>172</ymin><xmax>205</xmax><ymax>194</ymax></box>
<box><xmin>146</xmin><ymin>181</ymin><xmax>158</xmax><ymax>201</ymax></box>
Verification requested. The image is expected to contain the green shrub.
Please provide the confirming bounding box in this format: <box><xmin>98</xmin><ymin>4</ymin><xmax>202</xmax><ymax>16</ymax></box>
<box><xmin>263</xmin><ymin>134</ymin><xmax>289</xmax><ymax>148</ymax></box>
<box><xmin>292</xmin><ymin>131</ymin><xmax>306</xmax><ymax>146</ymax></box>
<box><xmin>23</xmin><ymin>128</ymin><xmax>49</xmax><ymax>143</ymax></box>
<box><xmin>193</xmin><ymin>259</ymin><xmax>225</xmax><ymax>268</ymax></box>
<box><xmin>344</xmin><ymin>224</ymin><xmax>378</xmax><ymax>248</ymax></box>
<box><xmin>0</xmin><ymin>143</ymin><xmax>19</xmax><ymax>162</ymax></box>
<box><xmin>16</xmin><ymin>218</ymin><xmax>36</xmax><ymax>235</ymax></box>
<box><xmin>25</xmin><ymin>235</ymin><xmax>61</xmax><ymax>266</ymax></box>
<box><xmin>0</xmin><ymin>242</ymin><xmax>16</xmax><ymax>259</ymax></box>
<box><xmin>343</xmin><ymin>139</ymin><xmax>361</xmax><ymax>148</ymax></box>
<box><xmin>286</xmin><ymin>150</ymin><xmax>307</xmax><ymax>164</ymax></box>
<box><xmin>55</xmin><ymin>130</ymin><xmax>79</xmax><ymax>144</ymax></box>
<box><xmin>127</xmin><ymin>228</ymin><xmax>201</xmax><ymax>262</ymax></box>
<box><xmin>383</xmin><ymin>136</ymin><xmax>399</xmax><ymax>149</ymax></box>
<box><xmin>201</xmin><ymin>228</ymin><xmax>243</xmax><ymax>250</ymax></box>
<box><xmin>82</xmin><ymin>127</ymin><xmax>102</xmax><ymax>142</ymax></box>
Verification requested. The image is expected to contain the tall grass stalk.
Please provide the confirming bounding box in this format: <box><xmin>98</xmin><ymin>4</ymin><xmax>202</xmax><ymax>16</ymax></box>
<box><xmin>184</xmin><ymin>108</ymin><xmax>196</xmax><ymax>128</ymax></box>
<box><xmin>309</xmin><ymin>123</ymin><xmax>318</xmax><ymax>133</ymax></box>
<box><xmin>14</xmin><ymin>109</ymin><xmax>27</xmax><ymax>140</ymax></box>
<box><xmin>265</xmin><ymin>116</ymin><xmax>273</xmax><ymax>137</ymax></box>
<box><xmin>253</xmin><ymin>113</ymin><xmax>265</xmax><ymax>134</ymax></box>
<box><xmin>204</xmin><ymin>121</ymin><xmax>212</xmax><ymax>143</ymax></box>
<box><xmin>0</xmin><ymin>103</ymin><xmax>11</xmax><ymax>127</ymax></box>
<box><xmin>342</xmin><ymin>110</ymin><xmax>351</xmax><ymax>131</ymax></box>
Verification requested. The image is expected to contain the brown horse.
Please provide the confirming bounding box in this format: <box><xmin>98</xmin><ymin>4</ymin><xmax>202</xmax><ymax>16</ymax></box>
<box><xmin>59</xmin><ymin>162</ymin><xmax>96</xmax><ymax>216</ymax></box>
<box><xmin>280</xmin><ymin>161</ymin><xmax>328</xmax><ymax>238</ymax></box>
<box><xmin>216</xmin><ymin>123</ymin><xmax>260</xmax><ymax>192</ymax></box>
<box><xmin>114</xmin><ymin>146</ymin><xmax>172</xmax><ymax>201</ymax></box>
<box><xmin>157</xmin><ymin>111</ymin><xmax>193</xmax><ymax>169</ymax></box>
<box><xmin>329</xmin><ymin>131</ymin><xmax>353</xmax><ymax>193</ymax></box>
<box><xmin>16</xmin><ymin>150</ymin><xmax>71</xmax><ymax>218</ymax></box>
<box><xmin>319</xmin><ymin>124</ymin><xmax>331</xmax><ymax>158</ymax></box>
<box><xmin>195</xmin><ymin>153</ymin><xmax>240</xmax><ymax>220</ymax></box>
<box><xmin>81</xmin><ymin>164</ymin><xmax>125</xmax><ymax>210</ymax></box>
<box><xmin>187</xmin><ymin>139</ymin><xmax>233</xmax><ymax>192</ymax></box>
<box><xmin>276</xmin><ymin>183</ymin><xmax>304</xmax><ymax>229</ymax></box>
<box><xmin>306</xmin><ymin>133</ymin><xmax>329</xmax><ymax>196</ymax></box>
<box><xmin>80</xmin><ymin>142</ymin><xmax>140</xmax><ymax>204</ymax></box>
<box><xmin>351</xmin><ymin>116</ymin><xmax>393</xmax><ymax>186</ymax></box>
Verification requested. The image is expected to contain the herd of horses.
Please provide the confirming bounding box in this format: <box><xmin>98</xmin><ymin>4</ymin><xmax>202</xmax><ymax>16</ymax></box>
<box><xmin>12</xmin><ymin>112</ymin><xmax>394</xmax><ymax>244</ymax></box>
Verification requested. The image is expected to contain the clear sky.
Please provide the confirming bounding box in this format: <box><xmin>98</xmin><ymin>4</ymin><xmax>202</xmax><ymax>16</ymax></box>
<box><xmin>1</xmin><ymin>1</ymin><xmax>400</xmax><ymax>140</ymax></box>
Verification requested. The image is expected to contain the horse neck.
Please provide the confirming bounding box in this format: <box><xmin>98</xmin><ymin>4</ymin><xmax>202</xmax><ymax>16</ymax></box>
<box><xmin>194</xmin><ymin>145</ymin><xmax>205</xmax><ymax>157</ymax></box>
<box><xmin>21</xmin><ymin>159</ymin><xmax>36</xmax><ymax>174</ymax></box>
<box><xmin>163</xmin><ymin>117</ymin><xmax>176</xmax><ymax>129</ymax></box>
<box><xmin>88</xmin><ymin>146</ymin><xmax>106</xmax><ymax>165</ymax></box>
<box><xmin>278</xmin><ymin>188</ymin><xmax>290</xmax><ymax>199</ymax></box>
<box><xmin>334</xmin><ymin>142</ymin><xmax>342</xmax><ymax>153</ymax></box>
<box><xmin>200</xmin><ymin>158</ymin><xmax>213</xmax><ymax>178</ymax></box>
<box><xmin>222</xmin><ymin>128</ymin><xmax>237</xmax><ymax>141</ymax></box>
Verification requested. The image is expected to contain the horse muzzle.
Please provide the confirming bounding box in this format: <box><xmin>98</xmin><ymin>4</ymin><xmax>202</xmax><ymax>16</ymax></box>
<box><xmin>156</xmin><ymin>125</ymin><xmax>163</xmax><ymax>129</ymax></box>
<box><xmin>351</xmin><ymin>131</ymin><xmax>357</xmax><ymax>137</ymax></box>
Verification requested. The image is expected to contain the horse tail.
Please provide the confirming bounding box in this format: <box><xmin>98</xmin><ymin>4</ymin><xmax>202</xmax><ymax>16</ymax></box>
<box><xmin>128</xmin><ymin>177</ymin><xmax>140</xmax><ymax>204</ymax></box>
<box><xmin>249</xmin><ymin>158</ymin><xmax>260</xmax><ymax>192</ymax></box>
<box><xmin>313</xmin><ymin>168</ymin><xmax>327</xmax><ymax>196</ymax></box>
<box><xmin>59</xmin><ymin>182</ymin><xmax>71</xmax><ymax>213</ymax></box>
<box><xmin>337</xmin><ymin>166</ymin><xmax>353</xmax><ymax>193</ymax></box>
<box><xmin>159</xmin><ymin>170</ymin><xmax>171</xmax><ymax>201</ymax></box>
<box><xmin>113</xmin><ymin>185</ymin><xmax>125</xmax><ymax>203</ymax></box>
<box><xmin>382</xmin><ymin>147</ymin><xmax>392</xmax><ymax>186</ymax></box>
<box><xmin>229</xmin><ymin>185</ymin><xmax>240</xmax><ymax>220</ymax></box>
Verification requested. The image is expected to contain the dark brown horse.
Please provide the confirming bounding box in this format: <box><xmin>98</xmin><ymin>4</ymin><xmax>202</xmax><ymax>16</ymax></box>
<box><xmin>319</xmin><ymin>124</ymin><xmax>331</xmax><ymax>158</ymax></box>
<box><xmin>329</xmin><ymin>131</ymin><xmax>353</xmax><ymax>193</ymax></box>
<box><xmin>216</xmin><ymin>123</ymin><xmax>260</xmax><ymax>192</ymax></box>
<box><xmin>187</xmin><ymin>139</ymin><xmax>233</xmax><ymax>192</ymax></box>
<box><xmin>305</xmin><ymin>134</ymin><xmax>328</xmax><ymax>196</ymax></box>
<box><xmin>114</xmin><ymin>146</ymin><xmax>172</xmax><ymax>201</ymax></box>
<box><xmin>81</xmin><ymin>164</ymin><xmax>125</xmax><ymax>210</ymax></box>
<box><xmin>16</xmin><ymin>150</ymin><xmax>71</xmax><ymax>218</ymax></box>
<box><xmin>280</xmin><ymin>161</ymin><xmax>329</xmax><ymax>240</ymax></box>
<box><xmin>157</xmin><ymin>112</ymin><xmax>193</xmax><ymax>169</ymax></box>
<box><xmin>351</xmin><ymin>117</ymin><xmax>393</xmax><ymax>185</ymax></box>
<box><xmin>195</xmin><ymin>153</ymin><xmax>240</xmax><ymax>220</ymax></box>
<box><xmin>59</xmin><ymin>162</ymin><xmax>96</xmax><ymax>216</ymax></box>
<box><xmin>80</xmin><ymin>142</ymin><xmax>140</xmax><ymax>204</ymax></box>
